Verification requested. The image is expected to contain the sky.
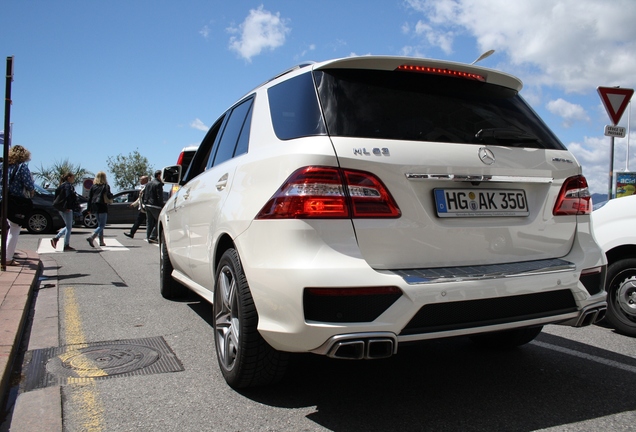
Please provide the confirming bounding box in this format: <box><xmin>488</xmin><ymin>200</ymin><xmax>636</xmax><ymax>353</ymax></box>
<box><xmin>1</xmin><ymin>0</ymin><xmax>635</xmax><ymax>196</ymax></box>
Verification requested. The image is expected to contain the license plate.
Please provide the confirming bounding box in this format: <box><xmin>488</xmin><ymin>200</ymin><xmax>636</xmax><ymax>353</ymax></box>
<box><xmin>434</xmin><ymin>189</ymin><xmax>529</xmax><ymax>217</ymax></box>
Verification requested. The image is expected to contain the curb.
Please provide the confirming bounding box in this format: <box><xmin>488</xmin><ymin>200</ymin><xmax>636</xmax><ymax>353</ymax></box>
<box><xmin>3</xmin><ymin>252</ymin><xmax>62</xmax><ymax>432</ymax></box>
<box><xmin>0</xmin><ymin>249</ymin><xmax>41</xmax><ymax>410</ymax></box>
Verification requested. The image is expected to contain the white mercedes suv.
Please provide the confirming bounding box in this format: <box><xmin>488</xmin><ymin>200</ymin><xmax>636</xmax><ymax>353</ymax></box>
<box><xmin>158</xmin><ymin>56</ymin><xmax>607</xmax><ymax>388</ymax></box>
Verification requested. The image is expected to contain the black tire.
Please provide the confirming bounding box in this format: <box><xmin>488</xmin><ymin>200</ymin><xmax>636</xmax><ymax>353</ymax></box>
<box><xmin>213</xmin><ymin>248</ymin><xmax>288</xmax><ymax>388</ymax></box>
<box><xmin>159</xmin><ymin>232</ymin><xmax>186</xmax><ymax>299</ymax></box>
<box><xmin>83</xmin><ymin>212</ymin><xmax>98</xmax><ymax>228</ymax></box>
<box><xmin>469</xmin><ymin>326</ymin><xmax>543</xmax><ymax>348</ymax></box>
<box><xmin>604</xmin><ymin>258</ymin><xmax>636</xmax><ymax>337</ymax></box>
<box><xmin>26</xmin><ymin>211</ymin><xmax>53</xmax><ymax>234</ymax></box>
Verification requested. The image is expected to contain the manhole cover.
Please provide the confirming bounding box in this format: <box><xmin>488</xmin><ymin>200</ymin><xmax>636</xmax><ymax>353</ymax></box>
<box><xmin>47</xmin><ymin>344</ymin><xmax>161</xmax><ymax>378</ymax></box>
<box><xmin>22</xmin><ymin>336</ymin><xmax>184</xmax><ymax>392</ymax></box>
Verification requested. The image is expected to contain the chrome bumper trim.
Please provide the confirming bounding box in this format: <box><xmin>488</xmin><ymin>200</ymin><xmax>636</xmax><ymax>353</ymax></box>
<box><xmin>391</xmin><ymin>258</ymin><xmax>575</xmax><ymax>285</ymax></box>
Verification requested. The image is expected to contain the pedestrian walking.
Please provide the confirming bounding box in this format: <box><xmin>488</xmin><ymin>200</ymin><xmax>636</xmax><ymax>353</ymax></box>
<box><xmin>123</xmin><ymin>175</ymin><xmax>148</xmax><ymax>239</ymax></box>
<box><xmin>86</xmin><ymin>171</ymin><xmax>113</xmax><ymax>248</ymax></box>
<box><xmin>51</xmin><ymin>172</ymin><xmax>78</xmax><ymax>251</ymax></box>
<box><xmin>0</xmin><ymin>145</ymin><xmax>35</xmax><ymax>265</ymax></box>
<box><xmin>142</xmin><ymin>170</ymin><xmax>164</xmax><ymax>243</ymax></box>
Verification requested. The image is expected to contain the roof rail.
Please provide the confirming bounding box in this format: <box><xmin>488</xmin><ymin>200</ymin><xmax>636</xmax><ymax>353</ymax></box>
<box><xmin>265</xmin><ymin>61</ymin><xmax>316</xmax><ymax>84</ymax></box>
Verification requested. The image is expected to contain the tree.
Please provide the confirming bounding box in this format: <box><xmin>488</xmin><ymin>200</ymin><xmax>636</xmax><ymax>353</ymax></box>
<box><xmin>107</xmin><ymin>149</ymin><xmax>153</xmax><ymax>190</ymax></box>
<box><xmin>32</xmin><ymin>159</ymin><xmax>93</xmax><ymax>188</ymax></box>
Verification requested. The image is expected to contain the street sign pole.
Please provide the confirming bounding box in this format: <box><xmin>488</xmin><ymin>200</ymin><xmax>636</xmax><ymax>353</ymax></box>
<box><xmin>608</xmin><ymin>136</ymin><xmax>615</xmax><ymax>200</ymax></box>
<box><xmin>598</xmin><ymin>86</ymin><xmax>634</xmax><ymax>201</ymax></box>
<box><xmin>2</xmin><ymin>56</ymin><xmax>14</xmax><ymax>271</ymax></box>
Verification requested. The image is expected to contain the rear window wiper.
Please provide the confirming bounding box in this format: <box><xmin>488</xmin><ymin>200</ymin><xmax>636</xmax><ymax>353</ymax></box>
<box><xmin>474</xmin><ymin>128</ymin><xmax>542</xmax><ymax>146</ymax></box>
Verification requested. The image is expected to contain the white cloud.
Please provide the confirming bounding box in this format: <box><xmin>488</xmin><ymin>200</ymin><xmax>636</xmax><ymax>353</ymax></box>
<box><xmin>404</xmin><ymin>0</ymin><xmax>636</xmax><ymax>93</ymax></box>
<box><xmin>568</xmin><ymin>136</ymin><xmax>607</xmax><ymax>164</ymax></box>
<box><xmin>227</xmin><ymin>5</ymin><xmax>290</xmax><ymax>62</ymax></box>
<box><xmin>297</xmin><ymin>43</ymin><xmax>316</xmax><ymax>59</ymax></box>
<box><xmin>199</xmin><ymin>25</ymin><xmax>211</xmax><ymax>40</ymax></box>
<box><xmin>414</xmin><ymin>21</ymin><xmax>454</xmax><ymax>55</ymax></box>
<box><xmin>546</xmin><ymin>98</ymin><xmax>590</xmax><ymax>127</ymax></box>
<box><xmin>566</xmin><ymin>135</ymin><xmax>611</xmax><ymax>194</ymax></box>
<box><xmin>190</xmin><ymin>118</ymin><xmax>208</xmax><ymax>132</ymax></box>
<box><xmin>400</xmin><ymin>45</ymin><xmax>427</xmax><ymax>58</ymax></box>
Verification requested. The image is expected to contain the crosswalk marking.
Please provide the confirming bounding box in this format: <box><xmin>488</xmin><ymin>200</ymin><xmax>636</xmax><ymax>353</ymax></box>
<box><xmin>97</xmin><ymin>238</ymin><xmax>129</xmax><ymax>251</ymax></box>
<box><xmin>38</xmin><ymin>238</ymin><xmax>130</xmax><ymax>254</ymax></box>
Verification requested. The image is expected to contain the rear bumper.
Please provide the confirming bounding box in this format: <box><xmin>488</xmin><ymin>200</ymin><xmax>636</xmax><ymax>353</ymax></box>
<box><xmin>310</xmin><ymin>301</ymin><xmax>607</xmax><ymax>360</ymax></box>
<box><xmin>236</xmin><ymin>219</ymin><xmax>607</xmax><ymax>354</ymax></box>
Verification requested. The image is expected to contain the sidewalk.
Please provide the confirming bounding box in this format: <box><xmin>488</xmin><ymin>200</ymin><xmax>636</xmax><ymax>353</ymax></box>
<box><xmin>0</xmin><ymin>250</ymin><xmax>41</xmax><ymax>403</ymax></box>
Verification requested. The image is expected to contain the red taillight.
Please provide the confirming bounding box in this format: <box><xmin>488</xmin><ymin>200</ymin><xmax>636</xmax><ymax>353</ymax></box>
<box><xmin>176</xmin><ymin>151</ymin><xmax>185</xmax><ymax>165</ymax></box>
<box><xmin>396</xmin><ymin>64</ymin><xmax>486</xmax><ymax>82</ymax></box>
<box><xmin>553</xmin><ymin>175</ymin><xmax>592</xmax><ymax>216</ymax></box>
<box><xmin>256</xmin><ymin>166</ymin><xmax>401</xmax><ymax>219</ymax></box>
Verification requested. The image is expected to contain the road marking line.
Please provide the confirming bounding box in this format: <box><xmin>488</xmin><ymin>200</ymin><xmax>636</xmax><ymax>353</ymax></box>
<box><xmin>532</xmin><ymin>340</ymin><xmax>636</xmax><ymax>374</ymax></box>
<box><xmin>63</xmin><ymin>288</ymin><xmax>105</xmax><ymax>431</ymax></box>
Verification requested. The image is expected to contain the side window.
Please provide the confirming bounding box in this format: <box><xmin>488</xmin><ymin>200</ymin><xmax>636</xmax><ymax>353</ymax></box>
<box><xmin>233</xmin><ymin>102</ymin><xmax>253</xmax><ymax>158</ymax></box>
<box><xmin>210</xmin><ymin>97</ymin><xmax>254</xmax><ymax>167</ymax></box>
<box><xmin>184</xmin><ymin>116</ymin><xmax>224</xmax><ymax>182</ymax></box>
<box><xmin>268</xmin><ymin>72</ymin><xmax>326</xmax><ymax>140</ymax></box>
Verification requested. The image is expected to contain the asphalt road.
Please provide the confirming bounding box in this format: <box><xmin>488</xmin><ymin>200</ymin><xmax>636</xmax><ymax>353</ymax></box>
<box><xmin>4</xmin><ymin>225</ymin><xmax>636</xmax><ymax>431</ymax></box>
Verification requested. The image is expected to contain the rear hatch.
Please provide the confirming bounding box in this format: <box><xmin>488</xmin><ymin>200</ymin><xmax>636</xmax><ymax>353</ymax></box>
<box><xmin>313</xmin><ymin>58</ymin><xmax>584</xmax><ymax>270</ymax></box>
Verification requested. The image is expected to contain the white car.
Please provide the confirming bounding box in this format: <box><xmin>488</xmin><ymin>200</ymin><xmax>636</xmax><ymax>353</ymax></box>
<box><xmin>592</xmin><ymin>195</ymin><xmax>636</xmax><ymax>336</ymax></box>
<box><xmin>159</xmin><ymin>56</ymin><xmax>607</xmax><ymax>388</ymax></box>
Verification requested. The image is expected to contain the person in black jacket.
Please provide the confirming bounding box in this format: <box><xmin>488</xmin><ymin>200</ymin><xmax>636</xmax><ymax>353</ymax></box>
<box><xmin>50</xmin><ymin>172</ymin><xmax>78</xmax><ymax>251</ymax></box>
<box><xmin>142</xmin><ymin>170</ymin><xmax>164</xmax><ymax>243</ymax></box>
<box><xmin>86</xmin><ymin>171</ymin><xmax>113</xmax><ymax>248</ymax></box>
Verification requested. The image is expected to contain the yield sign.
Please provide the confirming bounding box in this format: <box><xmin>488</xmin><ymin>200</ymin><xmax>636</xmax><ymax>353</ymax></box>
<box><xmin>597</xmin><ymin>86</ymin><xmax>634</xmax><ymax>125</ymax></box>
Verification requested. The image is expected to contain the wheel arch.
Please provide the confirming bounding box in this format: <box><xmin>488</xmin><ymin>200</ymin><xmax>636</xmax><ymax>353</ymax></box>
<box><xmin>606</xmin><ymin>244</ymin><xmax>636</xmax><ymax>266</ymax></box>
<box><xmin>214</xmin><ymin>233</ymin><xmax>236</xmax><ymax>273</ymax></box>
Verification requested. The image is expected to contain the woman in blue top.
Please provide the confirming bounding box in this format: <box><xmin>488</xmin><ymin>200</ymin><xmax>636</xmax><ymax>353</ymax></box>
<box><xmin>1</xmin><ymin>145</ymin><xmax>35</xmax><ymax>265</ymax></box>
<box><xmin>50</xmin><ymin>172</ymin><xmax>77</xmax><ymax>251</ymax></box>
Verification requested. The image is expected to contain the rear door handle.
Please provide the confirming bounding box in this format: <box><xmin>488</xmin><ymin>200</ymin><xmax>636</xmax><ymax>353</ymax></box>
<box><xmin>216</xmin><ymin>174</ymin><xmax>229</xmax><ymax>191</ymax></box>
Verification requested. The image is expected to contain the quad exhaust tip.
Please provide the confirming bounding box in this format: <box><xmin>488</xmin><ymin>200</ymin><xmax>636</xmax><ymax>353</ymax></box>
<box><xmin>328</xmin><ymin>337</ymin><xmax>396</xmax><ymax>360</ymax></box>
<box><xmin>575</xmin><ymin>305</ymin><xmax>607</xmax><ymax>327</ymax></box>
<box><xmin>318</xmin><ymin>304</ymin><xmax>608</xmax><ymax>360</ymax></box>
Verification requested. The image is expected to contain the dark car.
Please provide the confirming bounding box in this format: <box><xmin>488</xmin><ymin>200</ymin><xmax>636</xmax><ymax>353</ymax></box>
<box><xmin>24</xmin><ymin>184</ymin><xmax>83</xmax><ymax>234</ymax></box>
<box><xmin>81</xmin><ymin>189</ymin><xmax>168</xmax><ymax>228</ymax></box>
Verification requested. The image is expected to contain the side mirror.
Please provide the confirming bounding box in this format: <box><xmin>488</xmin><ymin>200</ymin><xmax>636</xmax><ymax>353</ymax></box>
<box><xmin>162</xmin><ymin>165</ymin><xmax>182</xmax><ymax>184</ymax></box>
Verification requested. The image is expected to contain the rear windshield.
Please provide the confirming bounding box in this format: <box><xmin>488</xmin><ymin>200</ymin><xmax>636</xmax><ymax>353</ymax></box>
<box><xmin>313</xmin><ymin>68</ymin><xmax>565</xmax><ymax>150</ymax></box>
